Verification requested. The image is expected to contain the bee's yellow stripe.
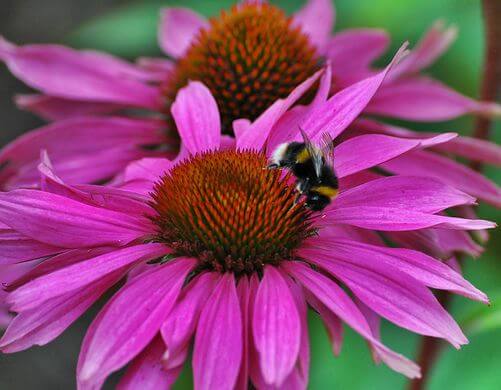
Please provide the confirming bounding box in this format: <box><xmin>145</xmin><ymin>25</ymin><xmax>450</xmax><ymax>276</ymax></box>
<box><xmin>296</xmin><ymin>148</ymin><xmax>311</xmax><ymax>163</ymax></box>
<box><xmin>312</xmin><ymin>186</ymin><xmax>339</xmax><ymax>198</ymax></box>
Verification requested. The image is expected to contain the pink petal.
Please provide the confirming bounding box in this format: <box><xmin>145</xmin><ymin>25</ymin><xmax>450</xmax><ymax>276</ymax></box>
<box><xmin>235</xmin><ymin>276</ymin><xmax>252</xmax><ymax>390</ymax></box>
<box><xmin>158</xmin><ymin>8</ymin><xmax>208</xmax><ymax>58</ymax></box>
<box><xmin>236</xmin><ymin>69</ymin><xmax>324</xmax><ymax>150</ymax></box>
<box><xmin>0</xmin><ymin>37</ymin><xmax>161</xmax><ymax>109</ymax></box>
<box><xmin>387</xmin><ymin>228</ymin><xmax>483</xmax><ymax>259</ymax></box>
<box><xmin>15</xmin><ymin>94</ymin><xmax>122</xmax><ymax>121</ymax></box>
<box><xmin>193</xmin><ymin>273</ymin><xmax>242</xmax><ymax>390</ymax></box>
<box><xmin>122</xmin><ymin>157</ymin><xmax>173</xmax><ymax>183</ymax></box>
<box><xmin>0</xmin><ymin>269</ymin><xmax>122</xmax><ymax>353</ymax></box>
<box><xmin>381</xmin><ymin>150</ymin><xmax>501</xmax><ymax>207</ymax></box>
<box><xmin>300</xmin><ymin>43</ymin><xmax>409</xmax><ymax>142</ymax></box>
<box><xmin>304</xmin><ymin>237</ymin><xmax>488</xmax><ymax>303</ymax></box>
<box><xmin>77</xmin><ymin>258</ymin><xmax>196</xmax><ymax>389</ymax></box>
<box><xmin>284</xmin><ymin>278</ymin><xmax>310</xmax><ymax>388</ymax></box>
<box><xmin>353</xmin><ymin>118</ymin><xmax>501</xmax><ymax>166</ymax></box>
<box><xmin>323</xmin><ymin>206</ymin><xmax>495</xmax><ymax>231</ymax></box>
<box><xmin>0</xmin><ymin>229</ymin><xmax>61</xmax><ymax>265</ymax></box>
<box><xmin>118</xmin><ymin>336</ymin><xmax>181</xmax><ymax>390</ymax></box>
<box><xmin>0</xmin><ymin>116</ymin><xmax>166</xmax><ymax>188</ymax></box>
<box><xmin>325</xmin><ymin>29</ymin><xmax>390</xmax><ymax>87</ymax></box>
<box><xmin>334</xmin><ymin>133</ymin><xmax>455</xmax><ymax>178</ymax></box>
<box><xmin>389</xmin><ymin>21</ymin><xmax>457</xmax><ymax>79</ymax></box>
<box><xmin>0</xmin><ymin>190</ymin><xmax>152</xmax><ymax>248</ymax></box>
<box><xmin>171</xmin><ymin>81</ymin><xmax>221</xmax><ymax>154</ymax></box>
<box><xmin>367</xmin><ymin>76</ymin><xmax>501</xmax><ymax>121</ymax></box>
<box><xmin>306</xmin><ymin>291</ymin><xmax>343</xmax><ymax>356</ymax></box>
<box><xmin>136</xmin><ymin>57</ymin><xmax>174</xmax><ymax>81</ymax></box>
<box><xmin>6</xmin><ymin>247</ymin><xmax>111</xmax><ymax>291</ymax></box>
<box><xmin>161</xmin><ymin>272</ymin><xmax>219</xmax><ymax>369</ymax></box>
<box><xmin>301</xmin><ymin>246</ymin><xmax>468</xmax><ymax>348</ymax></box>
<box><xmin>333</xmin><ymin>175</ymin><xmax>476</xmax><ymax>213</ymax></box>
<box><xmin>284</xmin><ymin>261</ymin><xmax>421</xmax><ymax>378</ymax></box>
<box><xmin>253</xmin><ymin>266</ymin><xmax>301</xmax><ymax>386</ymax></box>
<box><xmin>8</xmin><ymin>243</ymin><xmax>170</xmax><ymax>312</ymax></box>
<box><xmin>433</xmin><ymin>135</ymin><xmax>501</xmax><ymax>166</ymax></box>
<box><xmin>292</xmin><ymin>0</ymin><xmax>335</xmax><ymax>52</ymax></box>
<box><xmin>38</xmin><ymin>154</ymin><xmax>154</xmax><ymax>217</ymax></box>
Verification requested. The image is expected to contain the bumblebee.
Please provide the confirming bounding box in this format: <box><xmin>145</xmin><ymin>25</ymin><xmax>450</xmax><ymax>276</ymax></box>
<box><xmin>268</xmin><ymin>129</ymin><xmax>339</xmax><ymax>211</ymax></box>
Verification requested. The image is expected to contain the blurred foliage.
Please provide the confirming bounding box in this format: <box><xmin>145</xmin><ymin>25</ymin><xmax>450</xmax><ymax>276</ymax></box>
<box><xmin>68</xmin><ymin>0</ymin><xmax>500</xmax><ymax>389</ymax></box>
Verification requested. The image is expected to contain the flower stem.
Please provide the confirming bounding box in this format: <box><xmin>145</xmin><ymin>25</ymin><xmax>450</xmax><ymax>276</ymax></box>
<box><xmin>409</xmin><ymin>1</ymin><xmax>500</xmax><ymax>389</ymax></box>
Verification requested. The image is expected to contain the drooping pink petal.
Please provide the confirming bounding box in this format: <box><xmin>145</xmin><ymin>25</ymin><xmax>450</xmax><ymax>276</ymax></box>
<box><xmin>367</xmin><ymin>76</ymin><xmax>501</xmax><ymax>121</ymax></box>
<box><xmin>0</xmin><ymin>262</ymin><xmax>33</xmax><ymax>328</ymax></box>
<box><xmin>300</xmin><ymin>43</ymin><xmax>409</xmax><ymax>142</ymax></box>
<box><xmin>8</xmin><ymin>243</ymin><xmax>170</xmax><ymax>312</ymax></box>
<box><xmin>235</xmin><ymin>276</ymin><xmax>251</xmax><ymax>390</ymax></box>
<box><xmin>305</xmin><ymin>291</ymin><xmax>343</xmax><ymax>356</ymax></box>
<box><xmin>300</xmin><ymin>245</ymin><xmax>468</xmax><ymax>348</ymax></box>
<box><xmin>0</xmin><ymin>269</ymin><xmax>122</xmax><ymax>353</ymax></box>
<box><xmin>0</xmin><ymin>190</ymin><xmax>152</xmax><ymax>248</ymax></box>
<box><xmin>193</xmin><ymin>273</ymin><xmax>242</xmax><ymax>390</ymax></box>
<box><xmin>389</xmin><ymin>21</ymin><xmax>457</xmax><ymax>79</ymax></box>
<box><xmin>38</xmin><ymin>154</ymin><xmax>154</xmax><ymax>217</ymax></box>
<box><xmin>159</xmin><ymin>8</ymin><xmax>208</xmax><ymax>58</ymax></box>
<box><xmin>15</xmin><ymin>94</ymin><xmax>123</xmax><ymax>121</ymax></box>
<box><xmin>380</xmin><ymin>150</ymin><xmax>501</xmax><ymax>207</ymax></box>
<box><xmin>324</xmin><ymin>29</ymin><xmax>390</xmax><ymax>87</ymax></box>
<box><xmin>284</xmin><ymin>277</ymin><xmax>310</xmax><ymax>389</ymax></box>
<box><xmin>253</xmin><ymin>266</ymin><xmax>301</xmax><ymax>386</ymax></box>
<box><xmin>0</xmin><ymin>37</ymin><xmax>161</xmax><ymax>109</ymax></box>
<box><xmin>284</xmin><ymin>261</ymin><xmax>421</xmax><ymax>378</ymax></box>
<box><xmin>386</xmin><ymin>228</ymin><xmax>483</xmax><ymax>259</ymax></box>
<box><xmin>292</xmin><ymin>0</ymin><xmax>335</xmax><ymax>52</ymax></box>
<box><xmin>334</xmin><ymin>133</ymin><xmax>455</xmax><ymax>178</ymax></box>
<box><xmin>0</xmin><ymin>116</ymin><xmax>166</xmax><ymax>188</ymax></box>
<box><xmin>118</xmin><ymin>336</ymin><xmax>181</xmax><ymax>390</ymax></box>
<box><xmin>352</xmin><ymin>118</ymin><xmax>501</xmax><ymax>166</ymax></box>
<box><xmin>161</xmin><ymin>272</ymin><xmax>219</xmax><ymax>369</ymax></box>
<box><xmin>303</xmin><ymin>237</ymin><xmax>488</xmax><ymax>303</ymax></box>
<box><xmin>5</xmin><ymin>248</ymin><xmax>110</xmax><ymax>292</ymax></box>
<box><xmin>77</xmin><ymin>258</ymin><xmax>196</xmax><ymax>389</ymax></box>
<box><xmin>456</xmin><ymin>206</ymin><xmax>490</xmax><ymax>244</ymax></box>
<box><xmin>334</xmin><ymin>176</ymin><xmax>475</xmax><ymax>213</ymax></box>
<box><xmin>236</xmin><ymin>69</ymin><xmax>324</xmax><ymax>150</ymax></box>
<box><xmin>0</xmin><ymin>229</ymin><xmax>62</xmax><ymax>265</ymax></box>
<box><xmin>171</xmin><ymin>81</ymin><xmax>221</xmax><ymax>154</ymax></box>
<box><xmin>322</xmin><ymin>206</ymin><xmax>495</xmax><ymax>231</ymax></box>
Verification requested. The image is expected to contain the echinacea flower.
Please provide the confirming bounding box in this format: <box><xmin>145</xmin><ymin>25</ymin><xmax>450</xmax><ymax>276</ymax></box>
<box><xmin>0</xmin><ymin>80</ymin><xmax>494</xmax><ymax>389</ymax></box>
<box><xmin>0</xmin><ymin>0</ymin><xmax>499</xmax><ymax>205</ymax></box>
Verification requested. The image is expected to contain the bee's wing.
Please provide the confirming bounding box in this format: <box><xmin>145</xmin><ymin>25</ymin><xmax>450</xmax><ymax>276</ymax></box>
<box><xmin>299</xmin><ymin>127</ymin><xmax>323</xmax><ymax>178</ymax></box>
<box><xmin>320</xmin><ymin>132</ymin><xmax>335</xmax><ymax>170</ymax></box>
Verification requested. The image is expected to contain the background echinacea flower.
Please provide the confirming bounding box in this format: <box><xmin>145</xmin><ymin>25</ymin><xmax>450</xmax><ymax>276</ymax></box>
<box><xmin>0</xmin><ymin>80</ymin><xmax>495</xmax><ymax>389</ymax></box>
<box><xmin>0</xmin><ymin>0</ymin><xmax>499</xmax><ymax>209</ymax></box>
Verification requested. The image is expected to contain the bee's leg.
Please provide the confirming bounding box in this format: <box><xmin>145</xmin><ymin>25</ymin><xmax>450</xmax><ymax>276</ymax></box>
<box><xmin>265</xmin><ymin>163</ymin><xmax>282</xmax><ymax>170</ymax></box>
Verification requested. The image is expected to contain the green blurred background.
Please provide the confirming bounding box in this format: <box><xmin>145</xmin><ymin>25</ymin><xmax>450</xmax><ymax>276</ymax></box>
<box><xmin>0</xmin><ymin>0</ymin><xmax>499</xmax><ymax>388</ymax></box>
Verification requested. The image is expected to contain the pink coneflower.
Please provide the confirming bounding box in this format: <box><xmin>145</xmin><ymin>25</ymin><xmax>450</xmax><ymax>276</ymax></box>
<box><xmin>0</xmin><ymin>0</ymin><xmax>499</xmax><ymax>206</ymax></box>
<box><xmin>0</xmin><ymin>80</ymin><xmax>494</xmax><ymax>389</ymax></box>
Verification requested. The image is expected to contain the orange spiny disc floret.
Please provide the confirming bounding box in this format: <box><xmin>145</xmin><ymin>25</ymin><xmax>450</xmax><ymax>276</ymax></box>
<box><xmin>151</xmin><ymin>150</ymin><xmax>313</xmax><ymax>275</ymax></box>
<box><xmin>163</xmin><ymin>2</ymin><xmax>321</xmax><ymax>133</ymax></box>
